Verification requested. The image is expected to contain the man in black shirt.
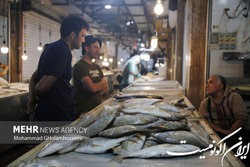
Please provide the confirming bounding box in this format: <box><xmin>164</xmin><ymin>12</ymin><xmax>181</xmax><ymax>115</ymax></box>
<box><xmin>73</xmin><ymin>35</ymin><xmax>108</xmax><ymax>117</ymax></box>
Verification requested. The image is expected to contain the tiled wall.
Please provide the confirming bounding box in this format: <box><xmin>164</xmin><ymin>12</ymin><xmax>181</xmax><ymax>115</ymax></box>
<box><xmin>209</xmin><ymin>0</ymin><xmax>249</xmax><ymax>77</ymax></box>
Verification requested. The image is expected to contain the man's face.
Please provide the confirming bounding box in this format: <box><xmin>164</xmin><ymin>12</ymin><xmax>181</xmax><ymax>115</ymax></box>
<box><xmin>206</xmin><ymin>76</ymin><xmax>222</xmax><ymax>95</ymax></box>
<box><xmin>71</xmin><ymin>28</ymin><xmax>87</xmax><ymax>49</ymax></box>
<box><xmin>86</xmin><ymin>41</ymin><xmax>100</xmax><ymax>59</ymax></box>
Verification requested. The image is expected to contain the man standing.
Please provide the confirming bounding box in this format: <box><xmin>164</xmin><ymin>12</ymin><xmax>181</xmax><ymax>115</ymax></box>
<box><xmin>199</xmin><ymin>75</ymin><xmax>248</xmax><ymax>136</ymax></box>
<box><xmin>73</xmin><ymin>35</ymin><xmax>108</xmax><ymax>117</ymax></box>
<box><xmin>34</xmin><ymin>15</ymin><xmax>89</xmax><ymax>121</ymax></box>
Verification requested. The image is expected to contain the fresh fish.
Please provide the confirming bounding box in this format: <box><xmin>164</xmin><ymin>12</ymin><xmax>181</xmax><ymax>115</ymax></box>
<box><xmin>154</xmin><ymin>102</ymin><xmax>181</xmax><ymax>113</ymax></box>
<box><xmin>112</xmin><ymin>114</ymin><xmax>158</xmax><ymax>127</ymax></box>
<box><xmin>121</xmin><ymin>105</ymin><xmax>185</xmax><ymax>121</ymax></box>
<box><xmin>84</xmin><ymin>105</ymin><xmax>119</xmax><ymax>137</ymax></box>
<box><xmin>113</xmin><ymin>134</ymin><xmax>146</xmax><ymax>155</ymax></box>
<box><xmin>75</xmin><ymin>136</ymin><xmax>133</xmax><ymax>154</ymax></box>
<box><xmin>143</xmin><ymin>139</ymin><xmax>159</xmax><ymax>148</ymax></box>
<box><xmin>151</xmin><ymin>131</ymin><xmax>209</xmax><ymax>148</ymax></box>
<box><xmin>99</xmin><ymin>125</ymin><xmax>146</xmax><ymax>138</ymax></box>
<box><xmin>121</xmin><ymin>98</ymin><xmax>162</xmax><ymax>108</ymax></box>
<box><xmin>58</xmin><ymin>140</ymin><xmax>82</xmax><ymax>154</ymax></box>
<box><xmin>144</xmin><ymin>119</ymin><xmax>190</xmax><ymax>131</ymax></box>
<box><xmin>37</xmin><ymin>134</ymin><xmax>88</xmax><ymax>157</ymax></box>
<box><xmin>113</xmin><ymin>144</ymin><xmax>200</xmax><ymax>162</ymax></box>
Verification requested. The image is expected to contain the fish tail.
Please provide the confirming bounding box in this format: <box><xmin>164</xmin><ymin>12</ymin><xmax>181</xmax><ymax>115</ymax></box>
<box><xmin>110</xmin><ymin>156</ymin><xmax>125</xmax><ymax>163</ymax></box>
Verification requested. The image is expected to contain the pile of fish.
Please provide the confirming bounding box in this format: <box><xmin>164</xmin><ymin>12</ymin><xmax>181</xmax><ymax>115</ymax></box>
<box><xmin>36</xmin><ymin>98</ymin><xmax>210</xmax><ymax>162</ymax></box>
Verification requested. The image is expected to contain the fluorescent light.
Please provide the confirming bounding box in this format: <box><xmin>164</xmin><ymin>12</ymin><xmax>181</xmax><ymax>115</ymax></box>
<box><xmin>105</xmin><ymin>5</ymin><xmax>111</xmax><ymax>9</ymax></box>
<box><xmin>154</xmin><ymin>0</ymin><xmax>164</xmax><ymax>15</ymax></box>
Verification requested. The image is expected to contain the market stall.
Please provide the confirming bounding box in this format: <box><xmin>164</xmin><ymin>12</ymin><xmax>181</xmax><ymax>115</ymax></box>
<box><xmin>7</xmin><ymin>81</ymin><xmax>244</xmax><ymax>167</ymax></box>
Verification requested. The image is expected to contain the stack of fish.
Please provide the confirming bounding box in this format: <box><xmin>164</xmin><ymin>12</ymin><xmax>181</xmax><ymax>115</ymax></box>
<box><xmin>37</xmin><ymin>98</ymin><xmax>210</xmax><ymax>161</ymax></box>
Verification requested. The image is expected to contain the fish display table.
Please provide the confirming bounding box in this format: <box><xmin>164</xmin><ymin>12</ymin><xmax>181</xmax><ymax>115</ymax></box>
<box><xmin>8</xmin><ymin>82</ymin><xmax>244</xmax><ymax>167</ymax></box>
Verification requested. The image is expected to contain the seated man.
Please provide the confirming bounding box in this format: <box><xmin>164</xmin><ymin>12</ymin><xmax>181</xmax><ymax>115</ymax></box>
<box><xmin>199</xmin><ymin>75</ymin><xmax>248</xmax><ymax>137</ymax></box>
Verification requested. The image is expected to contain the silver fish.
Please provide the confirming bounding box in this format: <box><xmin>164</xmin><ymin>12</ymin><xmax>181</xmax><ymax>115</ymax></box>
<box><xmin>152</xmin><ymin>131</ymin><xmax>209</xmax><ymax>148</ymax></box>
<box><xmin>121</xmin><ymin>105</ymin><xmax>184</xmax><ymax>121</ymax></box>
<box><xmin>122</xmin><ymin>98</ymin><xmax>162</xmax><ymax>108</ymax></box>
<box><xmin>84</xmin><ymin>105</ymin><xmax>119</xmax><ymax>137</ymax></box>
<box><xmin>75</xmin><ymin>136</ymin><xmax>133</xmax><ymax>154</ymax></box>
<box><xmin>112</xmin><ymin>114</ymin><xmax>158</xmax><ymax>127</ymax></box>
<box><xmin>58</xmin><ymin>141</ymin><xmax>82</xmax><ymax>154</ymax></box>
<box><xmin>113</xmin><ymin>134</ymin><xmax>146</xmax><ymax>154</ymax></box>
<box><xmin>154</xmin><ymin>102</ymin><xmax>181</xmax><ymax>113</ymax></box>
<box><xmin>143</xmin><ymin>139</ymin><xmax>159</xmax><ymax>148</ymax></box>
<box><xmin>144</xmin><ymin>119</ymin><xmax>190</xmax><ymax>131</ymax></box>
<box><xmin>99</xmin><ymin>125</ymin><xmax>146</xmax><ymax>138</ymax></box>
<box><xmin>37</xmin><ymin>134</ymin><xmax>87</xmax><ymax>157</ymax></box>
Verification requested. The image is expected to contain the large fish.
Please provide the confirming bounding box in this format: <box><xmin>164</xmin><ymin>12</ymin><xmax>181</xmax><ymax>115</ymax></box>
<box><xmin>121</xmin><ymin>105</ymin><xmax>184</xmax><ymax>121</ymax></box>
<box><xmin>75</xmin><ymin>136</ymin><xmax>134</xmax><ymax>154</ymax></box>
<box><xmin>113</xmin><ymin>144</ymin><xmax>200</xmax><ymax>162</ymax></box>
<box><xmin>121</xmin><ymin>98</ymin><xmax>162</xmax><ymax>108</ymax></box>
<box><xmin>112</xmin><ymin>114</ymin><xmax>158</xmax><ymax>127</ymax></box>
<box><xmin>37</xmin><ymin>134</ymin><xmax>88</xmax><ymax>157</ymax></box>
<box><xmin>99</xmin><ymin>125</ymin><xmax>146</xmax><ymax>138</ymax></box>
<box><xmin>58</xmin><ymin>141</ymin><xmax>82</xmax><ymax>154</ymax></box>
<box><xmin>151</xmin><ymin>131</ymin><xmax>209</xmax><ymax>148</ymax></box>
<box><xmin>144</xmin><ymin>119</ymin><xmax>190</xmax><ymax>131</ymax></box>
<box><xmin>84</xmin><ymin>105</ymin><xmax>119</xmax><ymax>137</ymax></box>
<box><xmin>154</xmin><ymin>102</ymin><xmax>181</xmax><ymax>113</ymax></box>
<box><xmin>113</xmin><ymin>134</ymin><xmax>146</xmax><ymax>154</ymax></box>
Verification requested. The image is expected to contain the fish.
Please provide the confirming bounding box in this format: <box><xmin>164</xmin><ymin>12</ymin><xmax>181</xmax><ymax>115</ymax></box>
<box><xmin>84</xmin><ymin>105</ymin><xmax>119</xmax><ymax>137</ymax></box>
<box><xmin>58</xmin><ymin>141</ymin><xmax>82</xmax><ymax>154</ymax></box>
<box><xmin>154</xmin><ymin>102</ymin><xmax>181</xmax><ymax>113</ymax></box>
<box><xmin>142</xmin><ymin>139</ymin><xmax>159</xmax><ymax>148</ymax></box>
<box><xmin>113</xmin><ymin>144</ymin><xmax>200</xmax><ymax>162</ymax></box>
<box><xmin>112</xmin><ymin>114</ymin><xmax>159</xmax><ymax>127</ymax></box>
<box><xmin>144</xmin><ymin>119</ymin><xmax>191</xmax><ymax>131</ymax></box>
<box><xmin>113</xmin><ymin>134</ymin><xmax>146</xmax><ymax>155</ymax></box>
<box><xmin>37</xmin><ymin>134</ymin><xmax>88</xmax><ymax>157</ymax></box>
<box><xmin>151</xmin><ymin>131</ymin><xmax>209</xmax><ymax>148</ymax></box>
<box><xmin>121</xmin><ymin>98</ymin><xmax>162</xmax><ymax>108</ymax></box>
<box><xmin>72</xmin><ymin>104</ymin><xmax>120</xmax><ymax>128</ymax></box>
<box><xmin>99</xmin><ymin>125</ymin><xmax>146</xmax><ymax>138</ymax></box>
<box><xmin>75</xmin><ymin>136</ymin><xmax>134</xmax><ymax>154</ymax></box>
<box><xmin>121</xmin><ymin>105</ymin><xmax>185</xmax><ymax>121</ymax></box>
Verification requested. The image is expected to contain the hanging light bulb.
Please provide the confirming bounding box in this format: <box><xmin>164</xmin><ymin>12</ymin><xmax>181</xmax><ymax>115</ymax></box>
<box><xmin>104</xmin><ymin>58</ymin><xmax>108</xmax><ymax>62</ymax></box>
<box><xmin>1</xmin><ymin>40</ymin><xmax>9</xmax><ymax>54</ymax></box>
<box><xmin>109</xmin><ymin>58</ymin><xmax>113</xmax><ymax>63</ymax></box>
<box><xmin>100</xmin><ymin>56</ymin><xmax>103</xmax><ymax>60</ymax></box>
<box><xmin>154</xmin><ymin>0</ymin><xmax>164</xmax><ymax>15</ymax></box>
<box><xmin>151</xmin><ymin>36</ymin><xmax>158</xmax><ymax>49</ymax></box>
<box><xmin>22</xmin><ymin>51</ymin><xmax>28</xmax><ymax>60</ymax></box>
<box><xmin>92</xmin><ymin>59</ymin><xmax>96</xmax><ymax>63</ymax></box>
<box><xmin>37</xmin><ymin>42</ymin><xmax>43</xmax><ymax>51</ymax></box>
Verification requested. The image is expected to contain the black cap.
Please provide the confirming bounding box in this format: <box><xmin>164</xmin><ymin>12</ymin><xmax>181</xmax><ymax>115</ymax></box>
<box><xmin>82</xmin><ymin>35</ymin><xmax>102</xmax><ymax>55</ymax></box>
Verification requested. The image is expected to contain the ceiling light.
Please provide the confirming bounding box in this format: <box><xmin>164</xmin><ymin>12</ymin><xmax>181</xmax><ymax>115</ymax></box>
<box><xmin>104</xmin><ymin>58</ymin><xmax>108</xmax><ymax>62</ymax></box>
<box><xmin>140</xmin><ymin>52</ymin><xmax>150</xmax><ymax>61</ymax></box>
<box><xmin>126</xmin><ymin>21</ymin><xmax>130</xmax><ymax>26</ymax></box>
<box><xmin>120</xmin><ymin>58</ymin><xmax>124</xmax><ymax>62</ymax></box>
<box><xmin>118</xmin><ymin>61</ymin><xmax>121</xmax><ymax>65</ymax></box>
<box><xmin>105</xmin><ymin>5</ymin><xmax>111</xmax><ymax>9</ymax></box>
<box><xmin>140</xmin><ymin>43</ymin><xmax>145</xmax><ymax>48</ymax></box>
<box><xmin>100</xmin><ymin>56</ymin><xmax>103</xmax><ymax>60</ymax></box>
<box><xmin>37</xmin><ymin>42</ymin><xmax>43</xmax><ymax>51</ymax></box>
<box><xmin>130</xmin><ymin>21</ymin><xmax>134</xmax><ymax>24</ymax></box>
<box><xmin>154</xmin><ymin>0</ymin><xmax>164</xmax><ymax>15</ymax></box>
<box><xmin>1</xmin><ymin>40</ymin><xmax>8</xmax><ymax>54</ymax></box>
<box><xmin>92</xmin><ymin>59</ymin><xmax>96</xmax><ymax>63</ymax></box>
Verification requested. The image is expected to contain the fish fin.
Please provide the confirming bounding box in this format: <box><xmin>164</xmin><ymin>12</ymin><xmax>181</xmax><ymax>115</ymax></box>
<box><xmin>110</xmin><ymin>156</ymin><xmax>125</xmax><ymax>164</ymax></box>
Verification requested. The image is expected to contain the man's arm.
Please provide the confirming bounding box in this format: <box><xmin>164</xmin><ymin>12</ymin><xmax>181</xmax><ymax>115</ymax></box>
<box><xmin>0</xmin><ymin>63</ymin><xmax>9</xmax><ymax>77</ymax></box>
<box><xmin>81</xmin><ymin>76</ymin><xmax>108</xmax><ymax>93</ymax></box>
<box><xmin>35</xmin><ymin>75</ymin><xmax>57</xmax><ymax>98</ymax></box>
